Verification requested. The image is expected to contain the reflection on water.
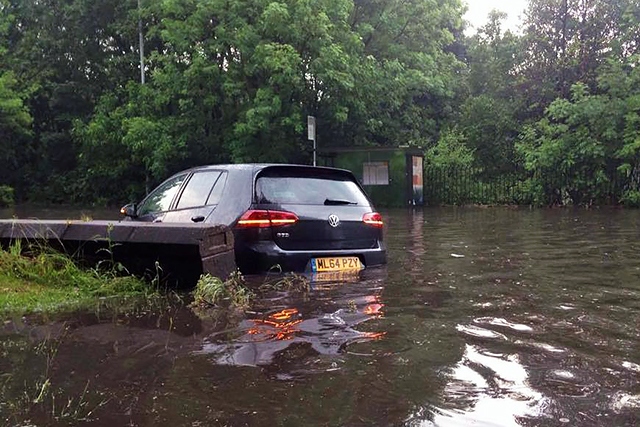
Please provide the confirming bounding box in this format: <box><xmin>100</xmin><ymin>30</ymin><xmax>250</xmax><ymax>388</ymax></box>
<box><xmin>431</xmin><ymin>344</ymin><xmax>547</xmax><ymax>427</ymax></box>
<box><xmin>2</xmin><ymin>207</ymin><xmax>640</xmax><ymax>426</ymax></box>
<box><xmin>195</xmin><ymin>292</ymin><xmax>385</xmax><ymax>369</ymax></box>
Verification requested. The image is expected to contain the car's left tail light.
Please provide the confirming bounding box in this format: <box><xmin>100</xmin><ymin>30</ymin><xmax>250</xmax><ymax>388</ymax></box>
<box><xmin>363</xmin><ymin>212</ymin><xmax>384</xmax><ymax>228</ymax></box>
<box><xmin>236</xmin><ymin>210</ymin><xmax>299</xmax><ymax>228</ymax></box>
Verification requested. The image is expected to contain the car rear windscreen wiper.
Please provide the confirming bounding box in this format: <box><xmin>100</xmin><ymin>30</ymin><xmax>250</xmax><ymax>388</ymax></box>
<box><xmin>324</xmin><ymin>198</ymin><xmax>358</xmax><ymax>205</ymax></box>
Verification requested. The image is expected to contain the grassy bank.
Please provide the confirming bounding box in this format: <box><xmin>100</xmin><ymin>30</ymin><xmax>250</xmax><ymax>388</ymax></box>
<box><xmin>0</xmin><ymin>243</ymin><xmax>155</xmax><ymax>316</ymax></box>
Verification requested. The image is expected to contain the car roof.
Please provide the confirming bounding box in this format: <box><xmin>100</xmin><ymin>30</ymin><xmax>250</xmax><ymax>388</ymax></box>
<box><xmin>177</xmin><ymin>163</ymin><xmax>355</xmax><ymax>175</ymax></box>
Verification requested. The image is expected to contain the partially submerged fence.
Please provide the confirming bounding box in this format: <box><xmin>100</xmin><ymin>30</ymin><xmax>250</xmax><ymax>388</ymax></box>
<box><xmin>424</xmin><ymin>167</ymin><xmax>521</xmax><ymax>205</ymax></box>
<box><xmin>424</xmin><ymin>166</ymin><xmax>639</xmax><ymax>206</ymax></box>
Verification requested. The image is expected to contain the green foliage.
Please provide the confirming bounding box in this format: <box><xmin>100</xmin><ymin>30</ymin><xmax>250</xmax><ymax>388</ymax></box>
<box><xmin>510</xmin><ymin>178</ymin><xmax>546</xmax><ymax>207</ymax></box>
<box><xmin>621</xmin><ymin>190</ymin><xmax>640</xmax><ymax>208</ymax></box>
<box><xmin>259</xmin><ymin>267</ymin><xmax>310</xmax><ymax>293</ymax></box>
<box><xmin>3</xmin><ymin>0</ymin><xmax>640</xmax><ymax>207</ymax></box>
<box><xmin>0</xmin><ymin>71</ymin><xmax>32</xmax><ymax>188</ymax></box>
<box><xmin>0</xmin><ymin>72</ymin><xmax>31</xmax><ymax>138</ymax></box>
<box><xmin>192</xmin><ymin>268</ymin><xmax>313</xmax><ymax>310</ymax></box>
<box><xmin>452</xmin><ymin>11</ymin><xmax>526</xmax><ymax>176</ymax></box>
<box><xmin>516</xmin><ymin>53</ymin><xmax>640</xmax><ymax>205</ymax></box>
<box><xmin>423</xmin><ymin>0</ymin><xmax>640</xmax><ymax>208</ymax></box>
<box><xmin>0</xmin><ymin>185</ymin><xmax>14</xmax><ymax>207</ymax></box>
<box><xmin>0</xmin><ymin>243</ymin><xmax>152</xmax><ymax>315</ymax></box>
<box><xmin>0</xmin><ymin>0</ymin><xmax>468</xmax><ymax>204</ymax></box>
<box><xmin>192</xmin><ymin>271</ymin><xmax>253</xmax><ymax>309</ymax></box>
<box><xmin>426</xmin><ymin>127</ymin><xmax>475</xmax><ymax>168</ymax></box>
<box><xmin>519</xmin><ymin>0</ymin><xmax>632</xmax><ymax>107</ymax></box>
<box><xmin>73</xmin><ymin>82</ymin><xmax>189</xmax><ymax>202</ymax></box>
<box><xmin>1</xmin><ymin>0</ymin><xmax>144</xmax><ymax>202</ymax></box>
<box><xmin>458</xmin><ymin>94</ymin><xmax>521</xmax><ymax>175</ymax></box>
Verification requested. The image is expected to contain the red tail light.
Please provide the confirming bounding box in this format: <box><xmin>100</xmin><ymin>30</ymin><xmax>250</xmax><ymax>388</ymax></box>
<box><xmin>237</xmin><ymin>210</ymin><xmax>299</xmax><ymax>228</ymax></box>
<box><xmin>363</xmin><ymin>212</ymin><xmax>383</xmax><ymax>228</ymax></box>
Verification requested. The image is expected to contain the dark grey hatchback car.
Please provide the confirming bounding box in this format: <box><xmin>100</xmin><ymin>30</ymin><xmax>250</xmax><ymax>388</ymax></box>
<box><xmin>120</xmin><ymin>164</ymin><xmax>386</xmax><ymax>273</ymax></box>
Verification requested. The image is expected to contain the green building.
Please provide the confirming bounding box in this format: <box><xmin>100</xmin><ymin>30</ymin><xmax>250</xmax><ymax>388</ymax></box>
<box><xmin>318</xmin><ymin>146</ymin><xmax>424</xmax><ymax>207</ymax></box>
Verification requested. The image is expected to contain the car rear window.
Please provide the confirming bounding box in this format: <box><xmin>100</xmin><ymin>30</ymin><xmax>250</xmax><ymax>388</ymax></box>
<box><xmin>176</xmin><ymin>170</ymin><xmax>227</xmax><ymax>209</ymax></box>
<box><xmin>255</xmin><ymin>169</ymin><xmax>370</xmax><ymax>206</ymax></box>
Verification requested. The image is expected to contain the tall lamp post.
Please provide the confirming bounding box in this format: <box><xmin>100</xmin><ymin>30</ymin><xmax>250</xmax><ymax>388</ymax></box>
<box><xmin>138</xmin><ymin>0</ymin><xmax>145</xmax><ymax>84</ymax></box>
<box><xmin>307</xmin><ymin>116</ymin><xmax>316</xmax><ymax>166</ymax></box>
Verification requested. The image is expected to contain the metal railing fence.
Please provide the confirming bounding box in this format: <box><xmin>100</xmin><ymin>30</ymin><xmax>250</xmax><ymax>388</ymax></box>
<box><xmin>424</xmin><ymin>166</ymin><xmax>638</xmax><ymax>206</ymax></box>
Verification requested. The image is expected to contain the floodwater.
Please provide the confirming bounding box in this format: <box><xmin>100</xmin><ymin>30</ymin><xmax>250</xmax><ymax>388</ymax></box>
<box><xmin>1</xmin><ymin>207</ymin><xmax>640</xmax><ymax>426</ymax></box>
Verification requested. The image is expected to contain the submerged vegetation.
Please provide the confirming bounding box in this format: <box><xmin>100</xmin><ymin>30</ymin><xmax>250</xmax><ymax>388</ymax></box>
<box><xmin>0</xmin><ymin>332</ymin><xmax>111</xmax><ymax>424</ymax></box>
<box><xmin>0</xmin><ymin>237</ymin><xmax>314</xmax><ymax>316</ymax></box>
<box><xmin>258</xmin><ymin>271</ymin><xmax>311</xmax><ymax>293</ymax></box>
<box><xmin>0</xmin><ymin>242</ymin><xmax>155</xmax><ymax>316</ymax></box>
<box><xmin>192</xmin><ymin>268</ymin><xmax>311</xmax><ymax>309</ymax></box>
<box><xmin>192</xmin><ymin>271</ymin><xmax>254</xmax><ymax>309</ymax></box>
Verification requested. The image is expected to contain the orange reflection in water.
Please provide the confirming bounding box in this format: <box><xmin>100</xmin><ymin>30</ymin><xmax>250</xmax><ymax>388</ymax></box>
<box><xmin>248</xmin><ymin>308</ymin><xmax>303</xmax><ymax>341</ymax></box>
<box><xmin>360</xmin><ymin>331</ymin><xmax>387</xmax><ymax>340</ymax></box>
<box><xmin>363</xmin><ymin>303</ymin><xmax>384</xmax><ymax>316</ymax></box>
<box><xmin>362</xmin><ymin>295</ymin><xmax>385</xmax><ymax>317</ymax></box>
<box><xmin>246</xmin><ymin>298</ymin><xmax>387</xmax><ymax>344</ymax></box>
<box><xmin>360</xmin><ymin>296</ymin><xmax>385</xmax><ymax>340</ymax></box>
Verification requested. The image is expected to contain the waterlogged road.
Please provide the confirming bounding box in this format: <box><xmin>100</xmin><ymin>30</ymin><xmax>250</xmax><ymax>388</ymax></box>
<box><xmin>1</xmin><ymin>207</ymin><xmax>640</xmax><ymax>426</ymax></box>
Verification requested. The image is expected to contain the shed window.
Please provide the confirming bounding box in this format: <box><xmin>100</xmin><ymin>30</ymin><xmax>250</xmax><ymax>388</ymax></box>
<box><xmin>363</xmin><ymin>162</ymin><xmax>389</xmax><ymax>185</ymax></box>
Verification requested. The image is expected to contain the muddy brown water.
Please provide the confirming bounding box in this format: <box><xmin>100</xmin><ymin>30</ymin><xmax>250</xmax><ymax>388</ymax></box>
<box><xmin>1</xmin><ymin>207</ymin><xmax>640</xmax><ymax>426</ymax></box>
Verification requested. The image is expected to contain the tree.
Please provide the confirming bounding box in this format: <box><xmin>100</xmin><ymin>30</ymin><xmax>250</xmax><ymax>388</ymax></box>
<box><xmin>512</xmin><ymin>1</ymin><xmax>640</xmax><ymax>205</ymax></box>
<box><xmin>75</xmin><ymin>0</ymin><xmax>468</xmax><ymax>199</ymax></box>
<box><xmin>0</xmin><ymin>72</ymin><xmax>32</xmax><ymax>188</ymax></box>
<box><xmin>454</xmin><ymin>10</ymin><xmax>525</xmax><ymax>175</ymax></box>
<box><xmin>519</xmin><ymin>0</ymin><xmax>635</xmax><ymax>110</ymax></box>
<box><xmin>516</xmin><ymin>53</ymin><xmax>640</xmax><ymax>205</ymax></box>
<box><xmin>346</xmin><ymin>0</ymin><xmax>466</xmax><ymax>146</ymax></box>
<box><xmin>3</xmin><ymin>0</ymin><xmax>143</xmax><ymax>201</ymax></box>
<box><xmin>0</xmin><ymin>0</ymin><xmax>32</xmax><ymax>191</ymax></box>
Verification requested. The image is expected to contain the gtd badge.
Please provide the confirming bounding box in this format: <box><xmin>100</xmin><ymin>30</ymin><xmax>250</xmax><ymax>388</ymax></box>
<box><xmin>328</xmin><ymin>214</ymin><xmax>340</xmax><ymax>228</ymax></box>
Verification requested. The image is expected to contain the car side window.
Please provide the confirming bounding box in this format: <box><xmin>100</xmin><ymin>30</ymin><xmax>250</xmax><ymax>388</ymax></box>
<box><xmin>138</xmin><ymin>174</ymin><xmax>187</xmax><ymax>216</ymax></box>
<box><xmin>206</xmin><ymin>171</ymin><xmax>228</xmax><ymax>205</ymax></box>
<box><xmin>176</xmin><ymin>171</ymin><xmax>223</xmax><ymax>210</ymax></box>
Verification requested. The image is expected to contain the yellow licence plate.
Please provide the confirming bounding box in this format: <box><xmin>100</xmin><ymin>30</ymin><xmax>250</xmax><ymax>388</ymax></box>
<box><xmin>311</xmin><ymin>256</ymin><xmax>363</xmax><ymax>272</ymax></box>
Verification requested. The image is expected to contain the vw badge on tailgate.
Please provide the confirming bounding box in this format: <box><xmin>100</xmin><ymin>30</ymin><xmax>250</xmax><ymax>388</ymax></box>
<box><xmin>328</xmin><ymin>214</ymin><xmax>340</xmax><ymax>228</ymax></box>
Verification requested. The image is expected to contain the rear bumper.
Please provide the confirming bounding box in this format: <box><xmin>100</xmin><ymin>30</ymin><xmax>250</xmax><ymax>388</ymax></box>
<box><xmin>235</xmin><ymin>241</ymin><xmax>387</xmax><ymax>273</ymax></box>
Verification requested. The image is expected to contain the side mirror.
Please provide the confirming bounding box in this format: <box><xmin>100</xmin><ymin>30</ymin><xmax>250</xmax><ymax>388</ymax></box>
<box><xmin>120</xmin><ymin>203</ymin><xmax>138</xmax><ymax>218</ymax></box>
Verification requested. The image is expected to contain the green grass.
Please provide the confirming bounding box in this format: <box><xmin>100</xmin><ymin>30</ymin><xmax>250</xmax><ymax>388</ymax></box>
<box><xmin>0</xmin><ymin>243</ymin><xmax>154</xmax><ymax>316</ymax></box>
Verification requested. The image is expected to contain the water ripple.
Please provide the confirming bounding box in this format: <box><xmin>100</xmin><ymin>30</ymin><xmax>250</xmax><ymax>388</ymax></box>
<box><xmin>473</xmin><ymin>317</ymin><xmax>534</xmax><ymax>332</ymax></box>
<box><xmin>429</xmin><ymin>344</ymin><xmax>547</xmax><ymax>426</ymax></box>
<box><xmin>456</xmin><ymin>324</ymin><xmax>508</xmax><ymax>341</ymax></box>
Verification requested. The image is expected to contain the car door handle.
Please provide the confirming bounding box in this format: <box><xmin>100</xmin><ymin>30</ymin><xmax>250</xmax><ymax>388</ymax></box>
<box><xmin>191</xmin><ymin>215</ymin><xmax>205</xmax><ymax>223</ymax></box>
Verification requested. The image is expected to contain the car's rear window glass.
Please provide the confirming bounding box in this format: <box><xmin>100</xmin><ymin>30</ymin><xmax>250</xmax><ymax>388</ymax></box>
<box><xmin>256</xmin><ymin>170</ymin><xmax>369</xmax><ymax>206</ymax></box>
<box><xmin>138</xmin><ymin>174</ymin><xmax>186</xmax><ymax>215</ymax></box>
<box><xmin>206</xmin><ymin>172</ymin><xmax>227</xmax><ymax>205</ymax></box>
<box><xmin>177</xmin><ymin>171</ymin><xmax>222</xmax><ymax>209</ymax></box>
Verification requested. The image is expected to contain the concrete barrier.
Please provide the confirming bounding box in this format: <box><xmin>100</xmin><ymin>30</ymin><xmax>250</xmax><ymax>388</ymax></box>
<box><xmin>0</xmin><ymin>220</ymin><xmax>236</xmax><ymax>287</ymax></box>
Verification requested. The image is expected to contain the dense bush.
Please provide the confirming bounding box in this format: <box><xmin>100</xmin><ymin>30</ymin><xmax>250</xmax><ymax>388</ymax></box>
<box><xmin>0</xmin><ymin>185</ymin><xmax>14</xmax><ymax>207</ymax></box>
<box><xmin>621</xmin><ymin>190</ymin><xmax>640</xmax><ymax>208</ymax></box>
